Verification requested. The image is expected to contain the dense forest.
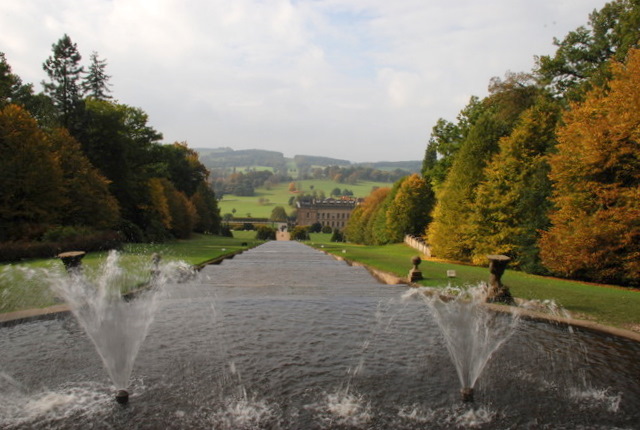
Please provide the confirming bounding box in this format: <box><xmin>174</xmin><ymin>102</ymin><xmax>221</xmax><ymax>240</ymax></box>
<box><xmin>345</xmin><ymin>0</ymin><xmax>640</xmax><ymax>287</ymax></box>
<box><xmin>0</xmin><ymin>35</ymin><xmax>221</xmax><ymax>259</ymax></box>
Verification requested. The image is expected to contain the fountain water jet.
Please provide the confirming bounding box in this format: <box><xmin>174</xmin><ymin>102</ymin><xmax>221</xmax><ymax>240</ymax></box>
<box><xmin>405</xmin><ymin>284</ymin><xmax>520</xmax><ymax>402</ymax></box>
<box><xmin>50</xmin><ymin>250</ymin><xmax>188</xmax><ymax>403</ymax></box>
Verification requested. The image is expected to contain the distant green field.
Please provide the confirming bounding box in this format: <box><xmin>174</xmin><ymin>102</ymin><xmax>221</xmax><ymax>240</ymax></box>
<box><xmin>219</xmin><ymin>179</ymin><xmax>387</xmax><ymax>218</ymax></box>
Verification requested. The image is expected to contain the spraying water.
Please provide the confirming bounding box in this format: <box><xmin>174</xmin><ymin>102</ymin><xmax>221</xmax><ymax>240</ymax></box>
<box><xmin>49</xmin><ymin>251</ymin><xmax>192</xmax><ymax>401</ymax></box>
<box><xmin>404</xmin><ymin>284</ymin><xmax>520</xmax><ymax>401</ymax></box>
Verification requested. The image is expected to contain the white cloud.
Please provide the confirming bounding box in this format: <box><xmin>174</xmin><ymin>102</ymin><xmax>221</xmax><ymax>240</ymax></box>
<box><xmin>0</xmin><ymin>0</ymin><xmax>607</xmax><ymax>162</ymax></box>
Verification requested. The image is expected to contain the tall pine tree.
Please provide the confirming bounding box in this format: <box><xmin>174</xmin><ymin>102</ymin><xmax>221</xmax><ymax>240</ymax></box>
<box><xmin>469</xmin><ymin>98</ymin><xmax>560</xmax><ymax>272</ymax></box>
<box><xmin>82</xmin><ymin>51</ymin><xmax>112</xmax><ymax>100</ymax></box>
<box><xmin>42</xmin><ymin>34</ymin><xmax>84</xmax><ymax>128</ymax></box>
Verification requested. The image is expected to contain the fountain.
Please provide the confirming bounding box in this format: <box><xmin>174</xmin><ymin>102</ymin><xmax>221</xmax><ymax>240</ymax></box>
<box><xmin>404</xmin><ymin>285</ymin><xmax>520</xmax><ymax>403</ymax></box>
<box><xmin>48</xmin><ymin>250</ymin><xmax>189</xmax><ymax>404</ymax></box>
<box><xmin>1</xmin><ymin>241</ymin><xmax>639</xmax><ymax>429</ymax></box>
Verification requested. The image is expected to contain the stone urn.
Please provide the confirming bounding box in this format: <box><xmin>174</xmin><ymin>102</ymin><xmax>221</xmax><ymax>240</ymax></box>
<box><xmin>486</xmin><ymin>254</ymin><xmax>513</xmax><ymax>304</ymax></box>
<box><xmin>58</xmin><ymin>251</ymin><xmax>86</xmax><ymax>273</ymax></box>
<box><xmin>409</xmin><ymin>255</ymin><xmax>423</xmax><ymax>282</ymax></box>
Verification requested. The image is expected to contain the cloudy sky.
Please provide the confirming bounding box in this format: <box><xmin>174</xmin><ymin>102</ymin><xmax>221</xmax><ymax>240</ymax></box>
<box><xmin>1</xmin><ymin>0</ymin><xmax>606</xmax><ymax>162</ymax></box>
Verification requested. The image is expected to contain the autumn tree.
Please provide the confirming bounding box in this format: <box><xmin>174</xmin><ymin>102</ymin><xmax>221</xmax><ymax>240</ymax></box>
<box><xmin>539</xmin><ymin>49</ymin><xmax>640</xmax><ymax>286</ymax></box>
<box><xmin>0</xmin><ymin>105</ymin><xmax>63</xmax><ymax>240</ymax></box>
<box><xmin>151</xmin><ymin>142</ymin><xmax>208</xmax><ymax>197</ymax></box>
<box><xmin>191</xmin><ymin>183</ymin><xmax>221</xmax><ymax>233</ymax></box>
<box><xmin>163</xmin><ymin>180</ymin><xmax>197</xmax><ymax>239</ymax></box>
<box><xmin>343</xmin><ymin>187</ymin><xmax>390</xmax><ymax>244</ymax></box>
<box><xmin>469</xmin><ymin>98</ymin><xmax>561</xmax><ymax>272</ymax></box>
<box><xmin>144</xmin><ymin>178</ymin><xmax>173</xmax><ymax>241</ymax></box>
<box><xmin>48</xmin><ymin>127</ymin><xmax>120</xmax><ymax>229</ymax></box>
<box><xmin>385</xmin><ymin>174</ymin><xmax>434</xmax><ymax>243</ymax></box>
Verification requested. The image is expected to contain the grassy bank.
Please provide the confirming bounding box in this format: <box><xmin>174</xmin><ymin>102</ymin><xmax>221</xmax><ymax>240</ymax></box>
<box><xmin>307</xmin><ymin>233</ymin><xmax>640</xmax><ymax>332</ymax></box>
<box><xmin>0</xmin><ymin>232</ymin><xmax>259</xmax><ymax>314</ymax></box>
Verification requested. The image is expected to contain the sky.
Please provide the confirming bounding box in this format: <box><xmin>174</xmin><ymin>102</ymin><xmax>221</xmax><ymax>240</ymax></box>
<box><xmin>0</xmin><ymin>0</ymin><xmax>608</xmax><ymax>163</ymax></box>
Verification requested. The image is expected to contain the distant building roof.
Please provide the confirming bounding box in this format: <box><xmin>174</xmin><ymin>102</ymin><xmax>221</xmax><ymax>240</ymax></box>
<box><xmin>296</xmin><ymin>198</ymin><xmax>359</xmax><ymax>209</ymax></box>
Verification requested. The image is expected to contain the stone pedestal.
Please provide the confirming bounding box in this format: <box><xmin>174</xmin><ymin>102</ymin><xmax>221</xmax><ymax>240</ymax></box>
<box><xmin>461</xmin><ymin>387</ymin><xmax>474</xmax><ymax>402</ymax></box>
<box><xmin>486</xmin><ymin>254</ymin><xmax>513</xmax><ymax>304</ymax></box>
<box><xmin>58</xmin><ymin>251</ymin><xmax>86</xmax><ymax>273</ymax></box>
<box><xmin>409</xmin><ymin>256</ymin><xmax>423</xmax><ymax>282</ymax></box>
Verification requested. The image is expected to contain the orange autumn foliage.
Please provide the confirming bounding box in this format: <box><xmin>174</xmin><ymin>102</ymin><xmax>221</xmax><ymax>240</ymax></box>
<box><xmin>539</xmin><ymin>49</ymin><xmax>640</xmax><ymax>285</ymax></box>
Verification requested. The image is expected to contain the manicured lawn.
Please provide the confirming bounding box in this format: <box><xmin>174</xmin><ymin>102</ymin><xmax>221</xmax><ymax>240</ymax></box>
<box><xmin>0</xmin><ymin>232</ymin><xmax>260</xmax><ymax>314</ymax></box>
<box><xmin>307</xmin><ymin>233</ymin><xmax>640</xmax><ymax>331</ymax></box>
<box><xmin>4</xmin><ymin>230</ymin><xmax>639</xmax><ymax>333</ymax></box>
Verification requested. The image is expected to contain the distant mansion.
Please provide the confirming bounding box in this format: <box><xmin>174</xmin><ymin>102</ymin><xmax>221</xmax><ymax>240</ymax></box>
<box><xmin>296</xmin><ymin>198</ymin><xmax>359</xmax><ymax>230</ymax></box>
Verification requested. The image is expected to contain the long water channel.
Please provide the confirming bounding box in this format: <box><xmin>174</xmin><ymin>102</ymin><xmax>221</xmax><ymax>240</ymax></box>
<box><xmin>1</xmin><ymin>241</ymin><xmax>639</xmax><ymax>429</ymax></box>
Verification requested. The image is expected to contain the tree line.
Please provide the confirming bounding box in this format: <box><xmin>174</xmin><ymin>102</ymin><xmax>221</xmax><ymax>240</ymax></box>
<box><xmin>346</xmin><ymin>0</ymin><xmax>640</xmax><ymax>287</ymax></box>
<box><xmin>0</xmin><ymin>34</ymin><xmax>221</xmax><ymax>256</ymax></box>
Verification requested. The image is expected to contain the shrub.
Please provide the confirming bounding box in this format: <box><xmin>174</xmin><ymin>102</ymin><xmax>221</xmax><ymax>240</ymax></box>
<box><xmin>41</xmin><ymin>225</ymin><xmax>95</xmax><ymax>242</ymax></box>
<box><xmin>331</xmin><ymin>229</ymin><xmax>344</xmax><ymax>242</ymax></box>
<box><xmin>117</xmin><ymin>220</ymin><xmax>145</xmax><ymax>243</ymax></box>
<box><xmin>0</xmin><ymin>230</ymin><xmax>123</xmax><ymax>262</ymax></box>
<box><xmin>309</xmin><ymin>222</ymin><xmax>323</xmax><ymax>233</ymax></box>
<box><xmin>255</xmin><ymin>225</ymin><xmax>276</xmax><ymax>241</ymax></box>
<box><xmin>219</xmin><ymin>225</ymin><xmax>234</xmax><ymax>237</ymax></box>
<box><xmin>321</xmin><ymin>225</ymin><xmax>333</xmax><ymax>234</ymax></box>
<box><xmin>290</xmin><ymin>226</ymin><xmax>310</xmax><ymax>241</ymax></box>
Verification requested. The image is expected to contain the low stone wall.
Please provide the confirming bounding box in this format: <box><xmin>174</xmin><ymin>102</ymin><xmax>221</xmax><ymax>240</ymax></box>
<box><xmin>404</xmin><ymin>235</ymin><xmax>431</xmax><ymax>257</ymax></box>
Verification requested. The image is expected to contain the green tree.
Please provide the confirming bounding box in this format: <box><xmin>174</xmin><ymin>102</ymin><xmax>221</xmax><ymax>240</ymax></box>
<box><xmin>270</xmin><ymin>206</ymin><xmax>288</xmax><ymax>222</ymax></box>
<box><xmin>1</xmin><ymin>53</ymin><xmax>56</xmax><ymax>126</ymax></box>
<box><xmin>0</xmin><ymin>105</ymin><xmax>64</xmax><ymax>240</ymax></box>
<box><xmin>386</xmin><ymin>174</ymin><xmax>434</xmax><ymax>243</ymax></box>
<box><xmin>535</xmin><ymin>0</ymin><xmax>640</xmax><ymax>100</ymax></box>
<box><xmin>469</xmin><ymin>98</ymin><xmax>561</xmax><ymax>272</ymax></box>
<box><xmin>78</xmin><ymin>98</ymin><xmax>163</xmax><ymax>233</ymax></box>
<box><xmin>191</xmin><ymin>183</ymin><xmax>221</xmax><ymax>233</ymax></box>
<box><xmin>82</xmin><ymin>51</ymin><xmax>112</xmax><ymax>100</ymax></box>
<box><xmin>42</xmin><ymin>34</ymin><xmax>84</xmax><ymax>128</ymax></box>
<box><xmin>428</xmin><ymin>76</ymin><xmax>539</xmax><ymax>261</ymax></box>
<box><xmin>0</xmin><ymin>52</ymin><xmax>21</xmax><ymax>106</ymax></box>
<box><xmin>422</xmin><ymin>96</ymin><xmax>484</xmax><ymax>190</ymax></box>
<box><xmin>539</xmin><ymin>49</ymin><xmax>640</xmax><ymax>285</ymax></box>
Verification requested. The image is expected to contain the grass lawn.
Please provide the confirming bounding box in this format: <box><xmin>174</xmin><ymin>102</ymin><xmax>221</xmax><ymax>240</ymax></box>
<box><xmin>0</xmin><ymin>232</ymin><xmax>260</xmax><ymax>314</ymax></box>
<box><xmin>218</xmin><ymin>179</ymin><xmax>387</xmax><ymax>218</ymax></box>
<box><xmin>4</xmin><ymin>231</ymin><xmax>639</xmax><ymax>333</ymax></box>
<box><xmin>307</xmin><ymin>233</ymin><xmax>640</xmax><ymax>331</ymax></box>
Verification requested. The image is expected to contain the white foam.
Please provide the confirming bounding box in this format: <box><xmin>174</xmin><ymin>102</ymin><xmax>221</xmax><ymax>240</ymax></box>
<box><xmin>570</xmin><ymin>387</ymin><xmax>622</xmax><ymax>413</ymax></box>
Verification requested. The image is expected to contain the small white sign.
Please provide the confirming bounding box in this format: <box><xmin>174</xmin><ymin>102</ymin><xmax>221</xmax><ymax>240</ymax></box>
<box><xmin>447</xmin><ymin>270</ymin><xmax>456</xmax><ymax>278</ymax></box>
